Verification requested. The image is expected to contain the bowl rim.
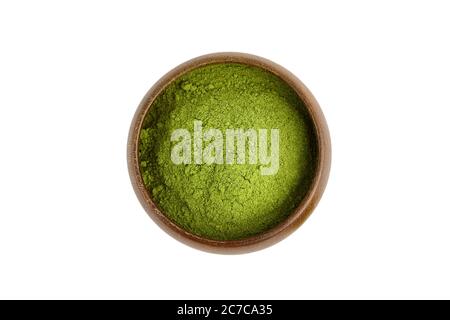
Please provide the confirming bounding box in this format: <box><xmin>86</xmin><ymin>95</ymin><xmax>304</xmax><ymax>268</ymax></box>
<box><xmin>127</xmin><ymin>52</ymin><xmax>331</xmax><ymax>254</ymax></box>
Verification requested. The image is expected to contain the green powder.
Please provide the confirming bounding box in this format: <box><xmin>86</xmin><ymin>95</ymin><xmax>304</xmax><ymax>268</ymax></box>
<box><xmin>139</xmin><ymin>63</ymin><xmax>317</xmax><ymax>240</ymax></box>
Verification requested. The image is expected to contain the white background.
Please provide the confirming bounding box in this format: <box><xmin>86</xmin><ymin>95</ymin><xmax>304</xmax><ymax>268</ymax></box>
<box><xmin>0</xmin><ymin>1</ymin><xmax>449</xmax><ymax>299</ymax></box>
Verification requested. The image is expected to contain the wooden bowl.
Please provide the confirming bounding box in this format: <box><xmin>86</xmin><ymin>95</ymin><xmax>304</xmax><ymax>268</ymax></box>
<box><xmin>128</xmin><ymin>52</ymin><xmax>331</xmax><ymax>254</ymax></box>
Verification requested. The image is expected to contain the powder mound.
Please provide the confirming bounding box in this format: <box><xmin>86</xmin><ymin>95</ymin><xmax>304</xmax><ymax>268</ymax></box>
<box><xmin>139</xmin><ymin>63</ymin><xmax>317</xmax><ymax>240</ymax></box>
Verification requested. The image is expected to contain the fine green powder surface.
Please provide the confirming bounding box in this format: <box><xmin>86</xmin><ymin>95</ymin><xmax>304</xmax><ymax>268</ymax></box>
<box><xmin>139</xmin><ymin>63</ymin><xmax>317</xmax><ymax>240</ymax></box>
